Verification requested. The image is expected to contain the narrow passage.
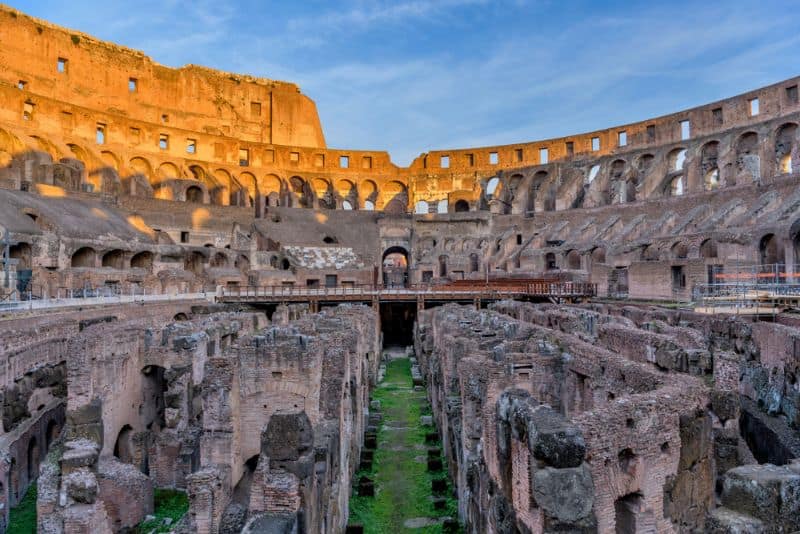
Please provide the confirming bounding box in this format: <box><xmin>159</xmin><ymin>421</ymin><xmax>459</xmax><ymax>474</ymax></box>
<box><xmin>348</xmin><ymin>348</ymin><xmax>459</xmax><ymax>533</ymax></box>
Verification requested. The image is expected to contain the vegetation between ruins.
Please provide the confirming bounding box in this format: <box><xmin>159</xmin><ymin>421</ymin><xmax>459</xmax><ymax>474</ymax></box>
<box><xmin>348</xmin><ymin>356</ymin><xmax>459</xmax><ymax>533</ymax></box>
<box><xmin>7</xmin><ymin>482</ymin><xmax>37</xmax><ymax>534</ymax></box>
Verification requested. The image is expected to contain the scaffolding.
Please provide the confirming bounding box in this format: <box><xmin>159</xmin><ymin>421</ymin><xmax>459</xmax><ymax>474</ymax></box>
<box><xmin>693</xmin><ymin>263</ymin><xmax>800</xmax><ymax>315</ymax></box>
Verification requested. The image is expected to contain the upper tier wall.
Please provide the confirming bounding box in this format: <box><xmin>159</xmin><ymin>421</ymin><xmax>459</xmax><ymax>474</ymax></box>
<box><xmin>0</xmin><ymin>5</ymin><xmax>325</xmax><ymax>148</ymax></box>
<box><xmin>0</xmin><ymin>5</ymin><xmax>798</xmax><ymax>213</ymax></box>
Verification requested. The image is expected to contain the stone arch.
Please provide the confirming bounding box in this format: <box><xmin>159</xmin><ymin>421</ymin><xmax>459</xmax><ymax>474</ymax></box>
<box><xmin>383</xmin><ymin>181</ymin><xmax>408</xmax><ymax>214</ymax></box>
<box><xmin>667</xmin><ymin>148</ymin><xmax>688</xmax><ymax>172</ymax></box>
<box><xmin>565</xmin><ymin>249</ymin><xmax>581</xmax><ymax>270</ymax></box>
<box><xmin>529</xmin><ymin>171</ymin><xmax>550</xmax><ymax>212</ymax></box>
<box><xmin>289</xmin><ymin>176</ymin><xmax>312</xmax><ymax>208</ymax></box>
<box><xmin>360</xmin><ymin>180</ymin><xmax>379</xmax><ymax>205</ymax></box>
<box><xmin>666</xmin><ymin>175</ymin><xmax>685</xmax><ymax>197</ymax></box>
<box><xmin>454</xmin><ymin>199</ymin><xmax>470</xmax><ymax>212</ymax></box>
<box><xmin>759</xmin><ymin>233</ymin><xmax>784</xmax><ymax>267</ymax></box>
<box><xmin>700</xmin><ymin>141</ymin><xmax>720</xmax><ymax>190</ymax></box>
<box><xmin>260</xmin><ymin>174</ymin><xmax>283</xmax><ymax>207</ymax></box>
<box><xmin>545</xmin><ymin>252</ymin><xmax>557</xmax><ymax>270</ymax></box>
<box><xmin>157</xmin><ymin>162</ymin><xmax>180</xmax><ymax>181</ymax></box>
<box><xmin>609</xmin><ymin>159</ymin><xmax>627</xmax><ymax>204</ymax></box>
<box><xmin>46</xmin><ymin>419</ymin><xmax>61</xmax><ymax>450</ymax></box>
<box><xmin>671</xmin><ymin>241</ymin><xmax>688</xmax><ymax>260</ymax></box>
<box><xmin>130</xmin><ymin>251</ymin><xmax>153</xmax><ymax>271</ymax></box>
<box><xmin>0</xmin><ymin>127</ymin><xmax>25</xmax><ymax>166</ymax></box>
<box><xmin>102</xmin><ymin>249</ymin><xmax>125</xmax><ymax>269</ymax></box>
<box><xmin>100</xmin><ymin>150</ymin><xmax>120</xmax><ymax>171</ymax></box>
<box><xmin>235</xmin><ymin>254</ymin><xmax>250</xmax><ymax>272</ymax></box>
<box><xmin>71</xmin><ymin>246</ymin><xmax>97</xmax><ymax>268</ymax></box>
<box><xmin>215</xmin><ymin>168</ymin><xmax>239</xmax><ymax>205</ymax></box>
<box><xmin>591</xmin><ymin>247</ymin><xmax>606</xmax><ymax>265</ymax></box>
<box><xmin>699</xmin><ymin>238</ymin><xmax>718</xmax><ymax>259</ymax></box>
<box><xmin>735</xmin><ymin>131</ymin><xmax>760</xmax><ymax>184</ymax></box>
<box><xmin>382</xmin><ymin>246</ymin><xmax>409</xmax><ymax>287</ymax></box>
<box><xmin>775</xmin><ymin>123</ymin><xmax>797</xmax><ymax>175</ymax></box>
<box><xmin>114</xmin><ymin>424</ymin><xmax>134</xmax><ymax>464</ymax></box>
<box><xmin>210</xmin><ymin>252</ymin><xmax>228</xmax><ymax>268</ymax></box>
<box><xmin>184</xmin><ymin>251</ymin><xmax>205</xmax><ymax>276</ymax></box>
<box><xmin>238</xmin><ymin>172</ymin><xmax>257</xmax><ymax>206</ymax></box>
<box><xmin>129</xmin><ymin>157</ymin><xmax>154</xmax><ymax>182</ymax></box>
<box><xmin>312</xmin><ymin>177</ymin><xmax>334</xmax><ymax>208</ymax></box>
<box><xmin>185</xmin><ymin>185</ymin><xmax>205</xmax><ymax>203</ymax></box>
<box><xmin>438</xmin><ymin>254</ymin><xmax>448</xmax><ymax>277</ymax></box>
<box><xmin>469</xmin><ymin>252</ymin><xmax>480</xmax><ymax>273</ymax></box>
<box><xmin>10</xmin><ymin>242</ymin><xmax>32</xmax><ymax>269</ymax></box>
<box><xmin>27</xmin><ymin>436</ymin><xmax>39</xmax><ymax>481</ymax></box>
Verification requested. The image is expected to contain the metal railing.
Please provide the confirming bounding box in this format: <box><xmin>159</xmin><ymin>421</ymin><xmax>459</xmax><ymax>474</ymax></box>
<box><xmin>219</xmin><ymin>281</ymin><xmax>596</xmax><ymax>300</ymax></box>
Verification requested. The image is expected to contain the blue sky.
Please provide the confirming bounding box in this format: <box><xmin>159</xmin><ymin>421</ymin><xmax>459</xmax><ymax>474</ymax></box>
<box><xmin>10</xmin><ymin>0</ymin><xmax>800</xmax><ymax>165</ymax></box>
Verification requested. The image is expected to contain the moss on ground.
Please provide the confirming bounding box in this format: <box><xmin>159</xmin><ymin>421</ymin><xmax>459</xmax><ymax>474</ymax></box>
<box><xmin>348</xmin><ymin>356</ymin><xmax>460</xmax><ymax>533</ymax></box>
<box><xmin>7</xmin><ymin>482</ymin><xmax>37</xmax><ymax>534</ymax></box>
<box><xmin>136</xmin><ymin>488</ymin><xmax>189</xmax><ymax>533</ymax></box>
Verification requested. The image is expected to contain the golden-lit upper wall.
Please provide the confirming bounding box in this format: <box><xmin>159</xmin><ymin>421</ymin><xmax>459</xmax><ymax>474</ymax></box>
<box><xmin>0</xmin><ymin>4</ymin><xmax>798</xmax><ymax>213</ymax></box>
<box><xmin>0</xmin><ymin>4</ymin><xmax>325</xmax><ymax>148</ymax></box>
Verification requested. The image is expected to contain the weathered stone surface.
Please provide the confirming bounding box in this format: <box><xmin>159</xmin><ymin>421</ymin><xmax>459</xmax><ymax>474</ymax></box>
<box><xmin>532</xmin><ymin>465</ymin><xmax>594</xmax><ymax>523</ymax></box>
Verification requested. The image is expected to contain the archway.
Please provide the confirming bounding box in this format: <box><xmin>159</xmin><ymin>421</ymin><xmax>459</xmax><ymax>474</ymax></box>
<box><xmin>130</xmin><ymin>251</ymin><xmax>153</xmax><ymax>271</ymax></box>
<box><xmin>114</xmin><ymin>425</ymin><xmax>134</xmax><ymax>464</ymax></box>
<box><xmin>454</xmin><ymin>200</ymin><xmax>470</xmax><ymax>212</ymax></box>
<box><xmin>27</xmin><ymin>437</ymin><xmax>39</xmax><ymax>481</ymax></box>
<box><xmin>382</xmin><ymin>246</ymin><xmax>409</xmax><ymax>287</ymax></box>
<box><xmin>102</xmin><ymin>249</ymin><xmax>125</xmax><ymax>269</ymax></box>
<box><xmin>71</xmin><ymin>247</ymin><xmax>96</xmax><ymax>268</ymax></box>
<box><xmin>759</xmin><ymin>233</ymin><xmax>784</xmax><ymax>268</ymax></box>
<box><xmin>186</xmin><ymin>185</ymin><xmax>204</xmax><ymax>203</ymax></box>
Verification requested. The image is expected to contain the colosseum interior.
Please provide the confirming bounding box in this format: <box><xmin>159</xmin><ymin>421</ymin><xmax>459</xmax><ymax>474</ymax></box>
<box><xmin>0</xmin><ymin>4</ymin><xmax>799</xmax><ymax>533</ymax></box>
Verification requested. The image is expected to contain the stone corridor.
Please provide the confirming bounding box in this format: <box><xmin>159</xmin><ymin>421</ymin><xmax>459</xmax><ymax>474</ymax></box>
<box><xmin>347</xmin><ymin>348</ymin><xmax>459</xmax><ymax>533</ymax></box>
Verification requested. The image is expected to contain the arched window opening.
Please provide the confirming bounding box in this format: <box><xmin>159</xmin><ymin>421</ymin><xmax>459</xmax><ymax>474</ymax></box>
<box><xmin>566</xmin><ymin>250</ymin><xmax>581</xmax><ymax>270</ymax></box>
<box><xmin>545</xmin><ymin>252</ymin><xmax>557</xmax><ymax>270</ymax></box>
<box><xmin>235</xmin><ymin>255</ymin><xmax>250</xmax><ymax>271</ymax></box>
<box><xmin>186</xmin><ymin>185</ymin><xmax>204</xmax><ymax>203</ymax></box>
<box><xmin>759</xmin><ymin>233</ymin><xmax>784</xmax><ymax>267</ymax></box>
<box><xmin>184</xmin><ymin>251</ymin><xmax>205</xmax><ymax>275</ymax></box>
<box><xmin>9</xmin><ymin>242</ymin><xmax>32</xmax><ymax>269</ymax></box>
<box><xmin>101</xmin><ymin>249</ymin><xmax>125</xmax><ymax>269</ymax></box>
<box><xmin>281</xmin><ymin>258</ymin><xmax>291</xmax><ymax>271</ymax></box>
<box><xmin>776</xmin><ymin>124</ymin><xmax>796</xmax><ymax>174</ymax></box>
<box><xmin>700</xmin><ymin>239</ymin><xmax>718</xmax><ymax>259</ymax></box>
<box><xmin>587</xmin><ymin>165</ymin><xmax>600</xmax><ymax>184</ymax></box>
<box><xmin>71</xmin><ymin>247</ymin><xmax>96</xmax><ymax>268</ymax></box>
<box><xmin>342</xmin><ymin>200</ymin><xmax>353</xmax><ymax>210</ymax></box>
<box><xmin>486</xmin><ymin>177</ymin><xmax>500</xmax><ymax>196</ymax></box>
<box><xmin>669</xmin><ymin>148</ymin><xmax>688</xmax><ymax>171</ymax></box>
<box><xmin>210</xmin><ymin>252</ymin><xmax>228</xmax><ymax>268</ymax></box>
<box><xmin>46</xmin><ymin>420</ymin><xmax>61</xmax><ymax>450</ymax></box>
<box><xmin>130</xmin><ymin>251</ymin><xmax>153</xmax><ymax>270</ymax></box>
<box><xmin>669</xmin><ymin>176</ymin><xmax>685</xmax><ymax>197</ymax></box>
<box><xmin>27</xmin><ymin>437</ymin><xmax>39</xmax><ymax>481</ymax></box>
<box><xmin>780</xmin><ymin>153</ymin><xmax>793</xmax><ymax>174</ymax></box>
<box><xmin>438</xmin><ymin>255</ymin><xmax>448</xmax><ymax>277</ymax></box>
<box><xmin>671</xmin><ymin>242</ymin><xmax>688</xmax><ymax>259</ymax></box>
<box><xmin>454</xmin><ymin>200</ymin><xmax>470</xmax><ymax>212</ymax></box>
<box><xmin>415</xmin><ymin>200</ymin><xmax>429</xmax><ymax>214</ymax></box>
<box><xmin>114</xmin><ymin>425</ymin><xmax>134</xmax><ymax>464</ymax></box>
<box><xmin>591</xmin><ymin>247</ymin><xmax>606</xmax><ymax>264</ymax></box>
<box><xmin>363</xmin><ymin>200</ymin><xmax>375</xmax><ymax>211</ymax></box>
<box><xmin>437</xmin><ymin>199</ymin><xmax>448</xmax><ymax>213</ymax></box>
<box><xmin>383</xmin><ymin>247</ymin><xmax>409</xmax><ymax>287</ymax></box>
<box><xmin>704</xmin><ymin>169</ymin><xmax>719</xmax><ymax>190</ymax></box>
<box><xmin>469</xmin><ymin>253</ymin><xmax>479</xmax><ymax>273</ymax></box>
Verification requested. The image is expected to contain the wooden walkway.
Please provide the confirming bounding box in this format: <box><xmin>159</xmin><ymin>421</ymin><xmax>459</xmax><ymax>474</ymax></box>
<box><xmin>219</xmin><ymin>281</ymin><xmax>596</xmax><ymax>309</ymax></box>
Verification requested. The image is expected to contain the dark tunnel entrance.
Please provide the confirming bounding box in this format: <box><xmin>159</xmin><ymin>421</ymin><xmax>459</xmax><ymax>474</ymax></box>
<box><xmin>380</xmin><ymin>302</ymin><xmax>416</xmax><ymax>346</ymax></box>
